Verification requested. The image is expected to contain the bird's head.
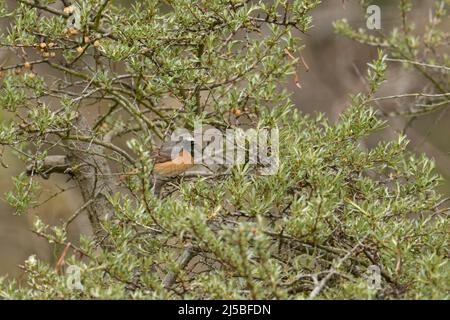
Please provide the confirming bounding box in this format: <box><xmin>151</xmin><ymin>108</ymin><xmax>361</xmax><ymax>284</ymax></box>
<box><xmin>180</xmin><ymin>138</ymin><xmax>195</xmax><ymax>157</ymax></box>
<box><xmin>169</xmin><ymin>136</ymin><xmax>195</xmax><ymax>161</ymax></box>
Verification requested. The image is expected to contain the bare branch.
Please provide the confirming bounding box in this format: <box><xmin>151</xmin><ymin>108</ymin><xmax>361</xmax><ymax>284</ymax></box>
<box><xmin>26</xmin><ymin>155</ymin><xmax>70</xmax><ymax>179</ymax></box>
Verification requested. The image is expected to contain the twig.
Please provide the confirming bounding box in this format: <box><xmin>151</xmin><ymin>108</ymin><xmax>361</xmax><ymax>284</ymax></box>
<box><xmin>26</xmin><ymin>155</ymin><xmax>70</xmax><ymax>179</ymax></box>
<box><xmin>308</xmin><ymin>241</ymin><xmax>363</xmax><ymax>299</ymax></box>
<box><xmin>369</xmin><ymin>92</ymin><xmax>450</xmax><ymax>102</ymax></box>
<box><xmin>64</xmin><ymin>199</ymin><xmax>95</xmax><ymax>230</ymax></box>
<box><xmin>56</xmin><ymin>242</ymin><xmax>72</xmax><ymax>274</ymax></box>
<box><xmin>162</xmin><ymin>247</ymin><xmax>195</xmax><ymax>288</ymax></box>
<box><xmin>386</xmin><ymin>58</ymin><xmax>450</xmax><ymax>71</ymax></box>
<box><xmin>0</xmin><ymin>59</ymin><xmax>48</xmax><ymax>71</ymax></box>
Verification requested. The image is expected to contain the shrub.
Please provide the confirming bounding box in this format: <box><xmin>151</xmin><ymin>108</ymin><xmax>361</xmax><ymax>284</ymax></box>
<box><xmin>0</xmin><ymin>0</ymin><xmax>447</xmax><ymax>299</ymax></box>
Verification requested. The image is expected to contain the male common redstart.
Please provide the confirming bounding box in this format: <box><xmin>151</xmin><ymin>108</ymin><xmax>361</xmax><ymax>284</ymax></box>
<box><xmin>151</xmin><ymin>139</ymin><xmax>195</xmax><ymax>178</ymax></box>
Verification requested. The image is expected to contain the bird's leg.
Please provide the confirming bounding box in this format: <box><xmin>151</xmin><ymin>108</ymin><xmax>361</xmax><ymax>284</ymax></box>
<box><xmin>152</xmin><ymin>173</ymin><xmax>157</xmax><ymax>190</ymax></box>
<box><xmin>152</xmin><ymin>173</ymin><xmax>165</xmax><ymax>197</ymax></box>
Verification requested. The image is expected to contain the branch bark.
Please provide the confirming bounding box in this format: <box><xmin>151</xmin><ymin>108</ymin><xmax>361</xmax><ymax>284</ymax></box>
<box><xmin>65</xmin><ymin>114</ymin><xmax>118</xmax><ymax>249</ymax></box>
<box><xmin>26</xmin><ymin>155</ymin><xmax>70</xmax><ymax>178</ymax></box>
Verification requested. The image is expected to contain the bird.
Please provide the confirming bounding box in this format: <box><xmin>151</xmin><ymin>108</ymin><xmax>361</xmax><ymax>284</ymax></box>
<box><xmin>150</xmin><ymin>138</ymin><xmax>196</xmax><ymax>195</ymax></box>
<box><xmin>152</xmin><ymin>139</ymin><xmax>195</xmax><ymax>177</ymax></box>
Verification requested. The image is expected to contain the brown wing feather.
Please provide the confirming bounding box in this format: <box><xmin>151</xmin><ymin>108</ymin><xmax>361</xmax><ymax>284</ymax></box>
<box><xmin>150</xmin><ymin>141</ymin><xmax>181</xmax><ymax>163</ymax></box>
<box><xmin>150</xmin><ymin>150</ymin><xmax>172</xmax><ymax>163</ymax></box>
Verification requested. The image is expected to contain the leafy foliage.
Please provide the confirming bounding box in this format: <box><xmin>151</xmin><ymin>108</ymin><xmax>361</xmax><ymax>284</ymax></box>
<box><xmin>0</xmin><ymin>0</ymin><xmax>448</xmax><ymax>299</ymax></box>
<box><xmin>335</xmin><ymin>0</ymin><xmax>450</xmax><ymax>117</ymax></box>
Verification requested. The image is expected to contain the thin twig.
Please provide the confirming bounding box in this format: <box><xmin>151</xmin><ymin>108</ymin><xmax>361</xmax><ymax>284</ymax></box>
<box><xmin>387</xmin><ymin>58</ymin><xmax>450</xmax><ymax>71</ymax></box>
<box><xmin>309</xmin><ymin>241</ymin><xmax>364</xmax><ymax>299</ymax></box>
<box><xmin>162</xmin><ymin>247</ymin><xmax>195</xmax><ymax>288</ymax></box>
<box><xmin>64</xmin><ymin>199</ymin><xmax>95</xmax><ymax>230</ymax></box>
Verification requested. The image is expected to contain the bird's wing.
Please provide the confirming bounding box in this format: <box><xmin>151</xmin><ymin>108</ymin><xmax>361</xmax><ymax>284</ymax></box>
<box><xmin>150</xmin><ymin>150</ymin><xmax>172</xmax><ymax>163</ymax></box>
<box><xmin>151</xmin><ymin>141</ymin><xmax>183</xmax><ymax>163</ymax></box>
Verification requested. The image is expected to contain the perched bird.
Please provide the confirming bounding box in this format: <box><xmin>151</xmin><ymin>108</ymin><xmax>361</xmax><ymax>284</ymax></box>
<box><xmin>151</xmin><ymin>138</ymin><xmax>195</xmax><ymax>195</ymax></box>
<box><xmin>152</xmin><ymin>139</ymin><xmax>195</xmax><ymax>177</ymax></box>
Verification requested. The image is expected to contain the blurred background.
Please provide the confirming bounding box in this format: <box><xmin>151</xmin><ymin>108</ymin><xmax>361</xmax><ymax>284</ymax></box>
<box><xmin>0</xmin><ymin>0</ymin><xmax>448</xmax><ymax>280</ymax></box>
